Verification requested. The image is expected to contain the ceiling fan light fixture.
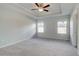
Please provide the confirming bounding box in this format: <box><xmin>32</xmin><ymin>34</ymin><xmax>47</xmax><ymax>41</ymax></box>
<box><xmin>38</xmin><ymin>8</ymin><xmax>43</xmax><ymax>12</ymax></box>
<box><xmin>32</xmin><ymin>3</ymin><xmax>50</xmax><ymax>12</ymax></box>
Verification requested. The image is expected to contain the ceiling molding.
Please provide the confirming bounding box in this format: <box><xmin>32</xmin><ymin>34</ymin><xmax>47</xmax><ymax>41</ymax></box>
<box><xmin>37</xmin><ymin>14</ymin><xmax>70</xmax><ymax>20</ymax></box>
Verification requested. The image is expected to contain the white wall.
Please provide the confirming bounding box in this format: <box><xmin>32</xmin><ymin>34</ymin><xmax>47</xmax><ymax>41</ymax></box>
<box><xmin>37</xmin><ymin>16</ymin><xmax>70</xmax><ymax>40</ymax></box>
<box><xmin>70</xmin><ymin>8</ymin><xmax>77</xmax><ymax>47</ymax></box>
<box><xmin>0</xmin><ymin>4</ymin><xmax>36</xmax><ymax>48</ymax></box>
<box><xmin>77</xmin><ymin>4</ymin><xmax>79</xmax><ymax>55</ymax></box>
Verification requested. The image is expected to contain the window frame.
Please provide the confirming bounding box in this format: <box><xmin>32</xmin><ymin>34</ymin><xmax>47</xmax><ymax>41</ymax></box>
<box><xmin>37</xmin><ymin>22</ymin><xmax>44</xmax><ymax>33</ymax></box>
<box><xmin>57</xmin><ymin>21</ymin><xmax>67</xmax><ymax>34</ymax></box>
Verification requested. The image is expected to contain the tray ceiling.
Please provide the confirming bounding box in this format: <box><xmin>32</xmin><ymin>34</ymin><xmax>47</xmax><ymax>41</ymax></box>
<box><xmin>17</xmin><ymin>3</ymin><xmax>76</xmax><ymax>17</ymax></box>
<box><xmin>1</xmin><ymin>3</ymin><xmax>76</xmax><ymax>18</ymax></box>
<box><xmin>18</xmin><ymin>3</ymin><xmax>61</xmax><ymax>17</ymax></box>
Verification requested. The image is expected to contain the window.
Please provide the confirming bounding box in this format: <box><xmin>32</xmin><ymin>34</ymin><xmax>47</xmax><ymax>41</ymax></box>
<box><xmin>57</xmin><ymin>21</ymin><xmax>67</xmax><ymax>34</ymax></box>
<box><xmin>37</xmin><ymin>22</ymin><xmax>44</xmax><ymax>33</ymax></box>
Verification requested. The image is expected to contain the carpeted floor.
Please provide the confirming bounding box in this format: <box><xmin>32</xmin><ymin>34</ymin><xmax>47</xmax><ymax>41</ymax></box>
<box><xmin>0</xmin><ymin>38</ymin><xmax>77</xmax><ymax>56</ymax></box>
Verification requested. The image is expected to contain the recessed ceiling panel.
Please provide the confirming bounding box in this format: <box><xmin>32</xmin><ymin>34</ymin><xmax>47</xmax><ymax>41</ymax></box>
<box><xmin>15</xmin><ymin>3</ymin><xmax>76</xmax><ymax>18</ymax></box>
<box><xmin>18</xmin><ymin>3</ymin><xmax>61</xmax><ymax>17</ymax></box>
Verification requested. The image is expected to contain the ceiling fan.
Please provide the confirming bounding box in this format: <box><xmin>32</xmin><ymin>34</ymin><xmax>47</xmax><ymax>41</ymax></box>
<box><xmin>32</xmin><ymin>3</ymin><xmax>50</xmax><ymax>12</ymax></box>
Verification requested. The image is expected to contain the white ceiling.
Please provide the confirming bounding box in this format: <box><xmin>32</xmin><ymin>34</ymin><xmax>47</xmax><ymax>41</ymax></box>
<box><xmin>18</xmin><ymin>3</ymin><xmax>61</xmax><ymax>17</ymax></box>
<box><xmin>16</xmin><ymin>3</ymin><xmax>76</xmax><ymax>17</ymax></box>
<box><xmin>4</xmin><ymin>3</ymin><xmax>76</xmax><ymax>18</ymax></box>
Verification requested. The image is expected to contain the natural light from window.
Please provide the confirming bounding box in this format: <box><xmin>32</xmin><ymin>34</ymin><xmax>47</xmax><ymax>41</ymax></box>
<box><xmin>37</xmin><ymin>22</ymin><xmax>44</xmax><ymax>33</ymax></box>
<box><xmin>57</xmin><ymin>21</ymin><xmax>67</xmax><ymax>34</ymax></box>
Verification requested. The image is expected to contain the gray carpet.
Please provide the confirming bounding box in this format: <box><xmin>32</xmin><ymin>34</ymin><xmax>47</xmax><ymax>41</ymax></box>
<box><xmin>0</xmin><ymin>38</ymin><xmax>77</xmax><ymax>56</ymax></box>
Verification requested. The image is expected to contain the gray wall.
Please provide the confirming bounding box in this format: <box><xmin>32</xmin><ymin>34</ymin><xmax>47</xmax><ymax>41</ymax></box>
<box><xmin>0</xmin><ymin>4</ymin><xmax>36</xmax><ymax>48</ymax></box>
<box><xmin>37</xmin><ymin>16</ymin><xmax>70</xmax><ymax>40</ymax></box>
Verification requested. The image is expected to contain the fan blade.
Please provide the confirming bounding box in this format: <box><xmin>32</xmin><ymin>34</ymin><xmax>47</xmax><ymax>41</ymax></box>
<box><xmin>35</xmin><ymin>3</ymin><xmax>39</xmax><ymax>7</ymax></box>
<box><xmin>43</xmin><ymin>4</ymin><xmax>50</xmax><ymax>8</ymax></box>
<box><xmin>40</xmin><ymin>3</ymin><xmax>43</xmax><ymax>7</ymax></box>
<box><xmin>31</xmin><ymin>9</ymin><xmax>37</xmax><ymax>10</ymax></box>
<box><xmin>44</xmin><ymin>9</ymin><xmax>48</xmax><ymax>12</ymax></box>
